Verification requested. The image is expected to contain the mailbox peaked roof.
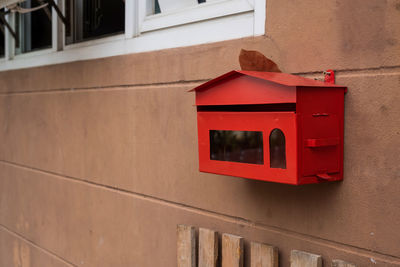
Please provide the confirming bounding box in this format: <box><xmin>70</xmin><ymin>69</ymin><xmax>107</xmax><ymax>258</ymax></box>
<box><xmin>191</xmin><ymin>70</ymin><xmax>346</xmax><ymax>92</ymax></box>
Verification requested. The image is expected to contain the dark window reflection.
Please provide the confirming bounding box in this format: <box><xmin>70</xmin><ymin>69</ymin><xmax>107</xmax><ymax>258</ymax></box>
<box><xmin>0</xmin><ymin>8</ymin><xmax>4</xmax><ymax>57</ymax></box>
<box><xmin>65</xmin><ymin>0</ymin><xmax>125</xmax><ymax>44</ymax></box>
<box><xmin>0</xmin><ymin>26</ymin><xmax>4</xmax><ymax>57</ymax></box>
<box><xmin>153</xmin><ymin>0</ymin><xmax>205</xmax><ymax>14</ymax></box>
<box><xmin>269</xmin><ymin>129</ymin><xmax>286</xmax><ymax>169</ymax></box>
<box><xmin>210</xmin><ymin>130</ymin><xmax>263</xmax><ymax>164</ymax></box>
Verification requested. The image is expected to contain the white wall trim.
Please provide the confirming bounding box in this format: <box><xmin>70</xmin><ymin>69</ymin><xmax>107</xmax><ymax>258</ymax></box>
<box><xmin>4</xmin><ymin>10</ymin><xmax>15</xmax><ymax>60</ymax></box>
<box><xmin>125</xmin><ymin>0</ymin><xmax>139</xmax><ymax>38</ymax></box>
<box><xmin>253</xmin><ymin>0</ymin><xmax>266</xmax><ymax>35</ymax></box>
<box><xmin>52</xmin><ymin>0</ymin><xmax>64</xmax><ymax>51</ymax></box>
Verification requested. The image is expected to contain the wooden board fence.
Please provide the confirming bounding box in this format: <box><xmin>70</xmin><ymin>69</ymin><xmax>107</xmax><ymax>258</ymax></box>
<box><xmin>177</xmin><ymin>225</ymin><xmax>357</xmax><ymax>267</ymax></box>
<box><xmin>221</xmin><ymin>234</ymin><xmax>244</xmax><ymax>267</ymax></box>
<box><xmin>177</xmin><ymin>225</ymin><xmax>196</xmax><ymax>267</ymax></box>
<box><xmin>199</xmin><ymin>228</ymin><xmax>218</xmax><ymax>267</ymax></box>
<box><xmin>250</xmin><ymin>242</ymin><xmax>278</xmax><ymax>267</ymax></box>
<box><xmin>290</xmin><ymin>250</ymin><xmax>322</xmax><ymax>267</ymax></box>
<box><xmin>332</xmin><ymin>259</ymin><xmax>357</xmax><ymax>267</ymax></box>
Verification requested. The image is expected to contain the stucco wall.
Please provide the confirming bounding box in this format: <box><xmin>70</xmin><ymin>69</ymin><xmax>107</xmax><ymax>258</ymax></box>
<box><xmin>1</xmin><ymin>0</ymin><xmax>400</xmax><ymax>266</ymax></box>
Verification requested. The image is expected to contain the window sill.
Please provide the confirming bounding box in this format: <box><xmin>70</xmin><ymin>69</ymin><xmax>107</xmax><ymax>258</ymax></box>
<box><xmin>14</xmin><ymin>48</ymin><xmax>54</xmax><ymax>60</ymax></box>
<box><xmin>64</xmin><ymin>34</ymin><xmax>126</xmax><ymax>51</ymax></box>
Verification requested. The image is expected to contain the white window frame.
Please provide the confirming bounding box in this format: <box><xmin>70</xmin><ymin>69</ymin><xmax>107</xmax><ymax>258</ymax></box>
<box><xmin>0</xmin><ymin>0</ymin><xmax>265</xmax><ymax>71</ymax></box>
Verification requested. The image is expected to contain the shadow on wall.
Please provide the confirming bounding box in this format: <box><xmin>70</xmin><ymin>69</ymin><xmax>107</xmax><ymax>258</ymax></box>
<box><xmin>244</xmin><ymin>178</ymin><xmax>342</xmax><ymax>203</ymax></box>
<box><xmin>241</xmin><ymin>178</ymin><xmax>343</xmax><ymax>224</ymax></box>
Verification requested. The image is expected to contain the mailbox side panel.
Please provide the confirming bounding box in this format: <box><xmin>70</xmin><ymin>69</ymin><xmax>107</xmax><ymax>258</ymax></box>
<box><xmin>296</xmin><ymin>86</ymin><xmax>345</xmax><ymax>184</ymax></box>
<box><xmin>196</xmin><ymin>111</ymin><xmax>298</xmax><ymax>184</ymax></box>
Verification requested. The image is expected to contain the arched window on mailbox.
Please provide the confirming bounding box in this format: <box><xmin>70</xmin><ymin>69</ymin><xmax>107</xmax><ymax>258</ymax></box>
<box><xmin>190</xmin><ymin>70</ymin><xmax>347</xmax><ymax>185</ymax></box>
<box><xmin>269</xmin><ymin>129</ymin><xmax>286</xmax><ymax>169</ymax></box>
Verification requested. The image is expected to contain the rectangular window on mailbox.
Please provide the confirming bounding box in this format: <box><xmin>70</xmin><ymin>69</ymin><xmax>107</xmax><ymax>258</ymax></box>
<box><xmin>210</xmin><ymin>130</ymin><xmax>263</xmax><ymax>164</ymax></box>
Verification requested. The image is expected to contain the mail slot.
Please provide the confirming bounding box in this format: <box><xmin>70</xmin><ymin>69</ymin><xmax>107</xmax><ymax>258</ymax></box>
<box><xmin>191</xmin><ymin>71</ymin><xmax>347</xmax><ymax>185</ymax></box>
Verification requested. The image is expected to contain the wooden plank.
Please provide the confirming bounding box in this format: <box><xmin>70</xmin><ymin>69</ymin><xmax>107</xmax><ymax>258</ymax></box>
<box><xmin>222</xmin><ymin>233</ymin><xmax>243</xmax><ymax>267</ymax></box>
<box><xmin>290</xmin><ymin>250</ymin><xmax>322</xmax><ymax>267</ymax></box>
<box><xmin>177</xmin><ymin>225</ymin><xmax>196</xmax><ymax>267</ymax></box>
<box><xmin>332</xmin><ymin>259</ymin><xmax>357</xmax><ymax>267</ymax></box>
<box><xmin>198</xmin><ymin>228</ymin><xmax>218</xmax><ymax>267</ymax></box>
<box><xmin>250</xmin><ymin>242</ymin><xmax>278</xmax><ymax>267</ymax></box>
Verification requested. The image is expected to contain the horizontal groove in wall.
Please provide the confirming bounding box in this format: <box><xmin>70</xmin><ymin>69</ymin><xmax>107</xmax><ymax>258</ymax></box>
<box><xmin>0</xmin><ymin>224</ymin><xmax>77</xmax><ymax>267</ymax></box>
<box><xmin>0</xmin><ymin>80</ymin><xmax>208</xmax><ymax>96</ymax></box>
<box><xmin>297</xmin><ymin>65</ymin><xmax>400</xmax><ymax>78</ymax></box>
<box><xmin>0</xmin><ymin>65</ymin><xmax>399</xmax><ymax>96</ymax></box>
<box><xmin>0</xmin><ymin>159</ymin><xmax>399</xmax><ymax>264</ymax></box>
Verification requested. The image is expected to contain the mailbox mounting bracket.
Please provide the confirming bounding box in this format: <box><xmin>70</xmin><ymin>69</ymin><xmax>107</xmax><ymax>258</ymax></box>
<box><xmin>323</xmin><ymin>69</ymin><xmax>335</xmax><ymax>84</ymax></box>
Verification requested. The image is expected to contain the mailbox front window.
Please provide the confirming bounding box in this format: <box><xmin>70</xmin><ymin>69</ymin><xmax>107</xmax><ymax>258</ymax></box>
<box><xmin>269</xmin><ymin>128</ymin><xmax>286</xmax><ymax>169</ymax></box>
<box><xmin>210</xmin><ymin>130</ymin><xmax>263</xmax><ymax>164</ymax></box>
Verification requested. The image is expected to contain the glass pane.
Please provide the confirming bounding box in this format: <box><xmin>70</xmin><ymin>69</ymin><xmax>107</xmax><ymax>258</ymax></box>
<box><xmin>16</xmin><ymin>0</ymin><xmax>52</xmax><ymax>54</ymax></box>
<box><xmin>65</xmin><ymin>0</ymin><xmax>125</xmax><ymax>44</ymax></box>
<box><xmin>0</xmin><ymin>30</ymin><xmax>4</xmax><ymax>57</ymax></box>
<box><xmin>152</xmin><ymin>0</ymin><xmax>204</xmax><ymax>15</ymax></box>
<box><xmin>149</xmin><ymin>0</ymin><xmax>161</xmax><ymax>14</ymax></box>
<box><xmin>0</xmin><ymin>9</ymin><xmax>4</xmax><ymax>57</ymax></box>
<box><xmin>269</xmin><ymin>129</ymin><xmax>286</xmax><ymax>169</ymax></box>
<box><xmin>210</xmin><ymin>130</ymin><xmax>264</xmax><ymax>164</ymax></box>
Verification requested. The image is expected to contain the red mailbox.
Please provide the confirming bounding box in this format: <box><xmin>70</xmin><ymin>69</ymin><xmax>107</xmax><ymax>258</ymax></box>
<box><xmin>191</xmin><ymin>70</ymin><xmax>347</xmax><ymax>185</ymax></box>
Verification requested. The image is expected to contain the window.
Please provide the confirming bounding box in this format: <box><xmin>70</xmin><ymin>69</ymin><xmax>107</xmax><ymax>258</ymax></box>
<box><xmin>0</xmin><ymin>8</ymin><xmax>4</xmax><ymax>57</ymax></box>
<box><xmin>65</xmin><ymin>0</ymin><xmax>125</xmax><ymax>44</ymax></box>
<box><xmin>147</xmin><ymin>0</ymin><xmax>206</xmax><ymax>15</ymax></box>
<box><xmin>0</xmin><ymin>0</ymin><xmax>266</xmax><ymax>71</ymax></box>
<box><xmin>15</xmin><ymin>0</ymin><xmax>52</xmax><ymax>54</ymax></box>
<box><xmin>210</xmin><ymin>130</ymin><xmax>264</xmax><ymax>164</ymax></box>
<box><xmin>269</xmin><ymin>129</ymin><xmax>286</xmax><ymax>169</ymax></box>
<box><xmin>0</xmin><ymin>29</ymin><xmax>4</xmax><ymax>57</ymax></box>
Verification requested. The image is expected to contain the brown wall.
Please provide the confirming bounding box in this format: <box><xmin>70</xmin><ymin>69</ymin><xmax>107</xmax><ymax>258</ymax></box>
<box><xmin>1</xmin><ymin>0</ymin><xmax>400</xmax><ymax>266</ymax></box>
